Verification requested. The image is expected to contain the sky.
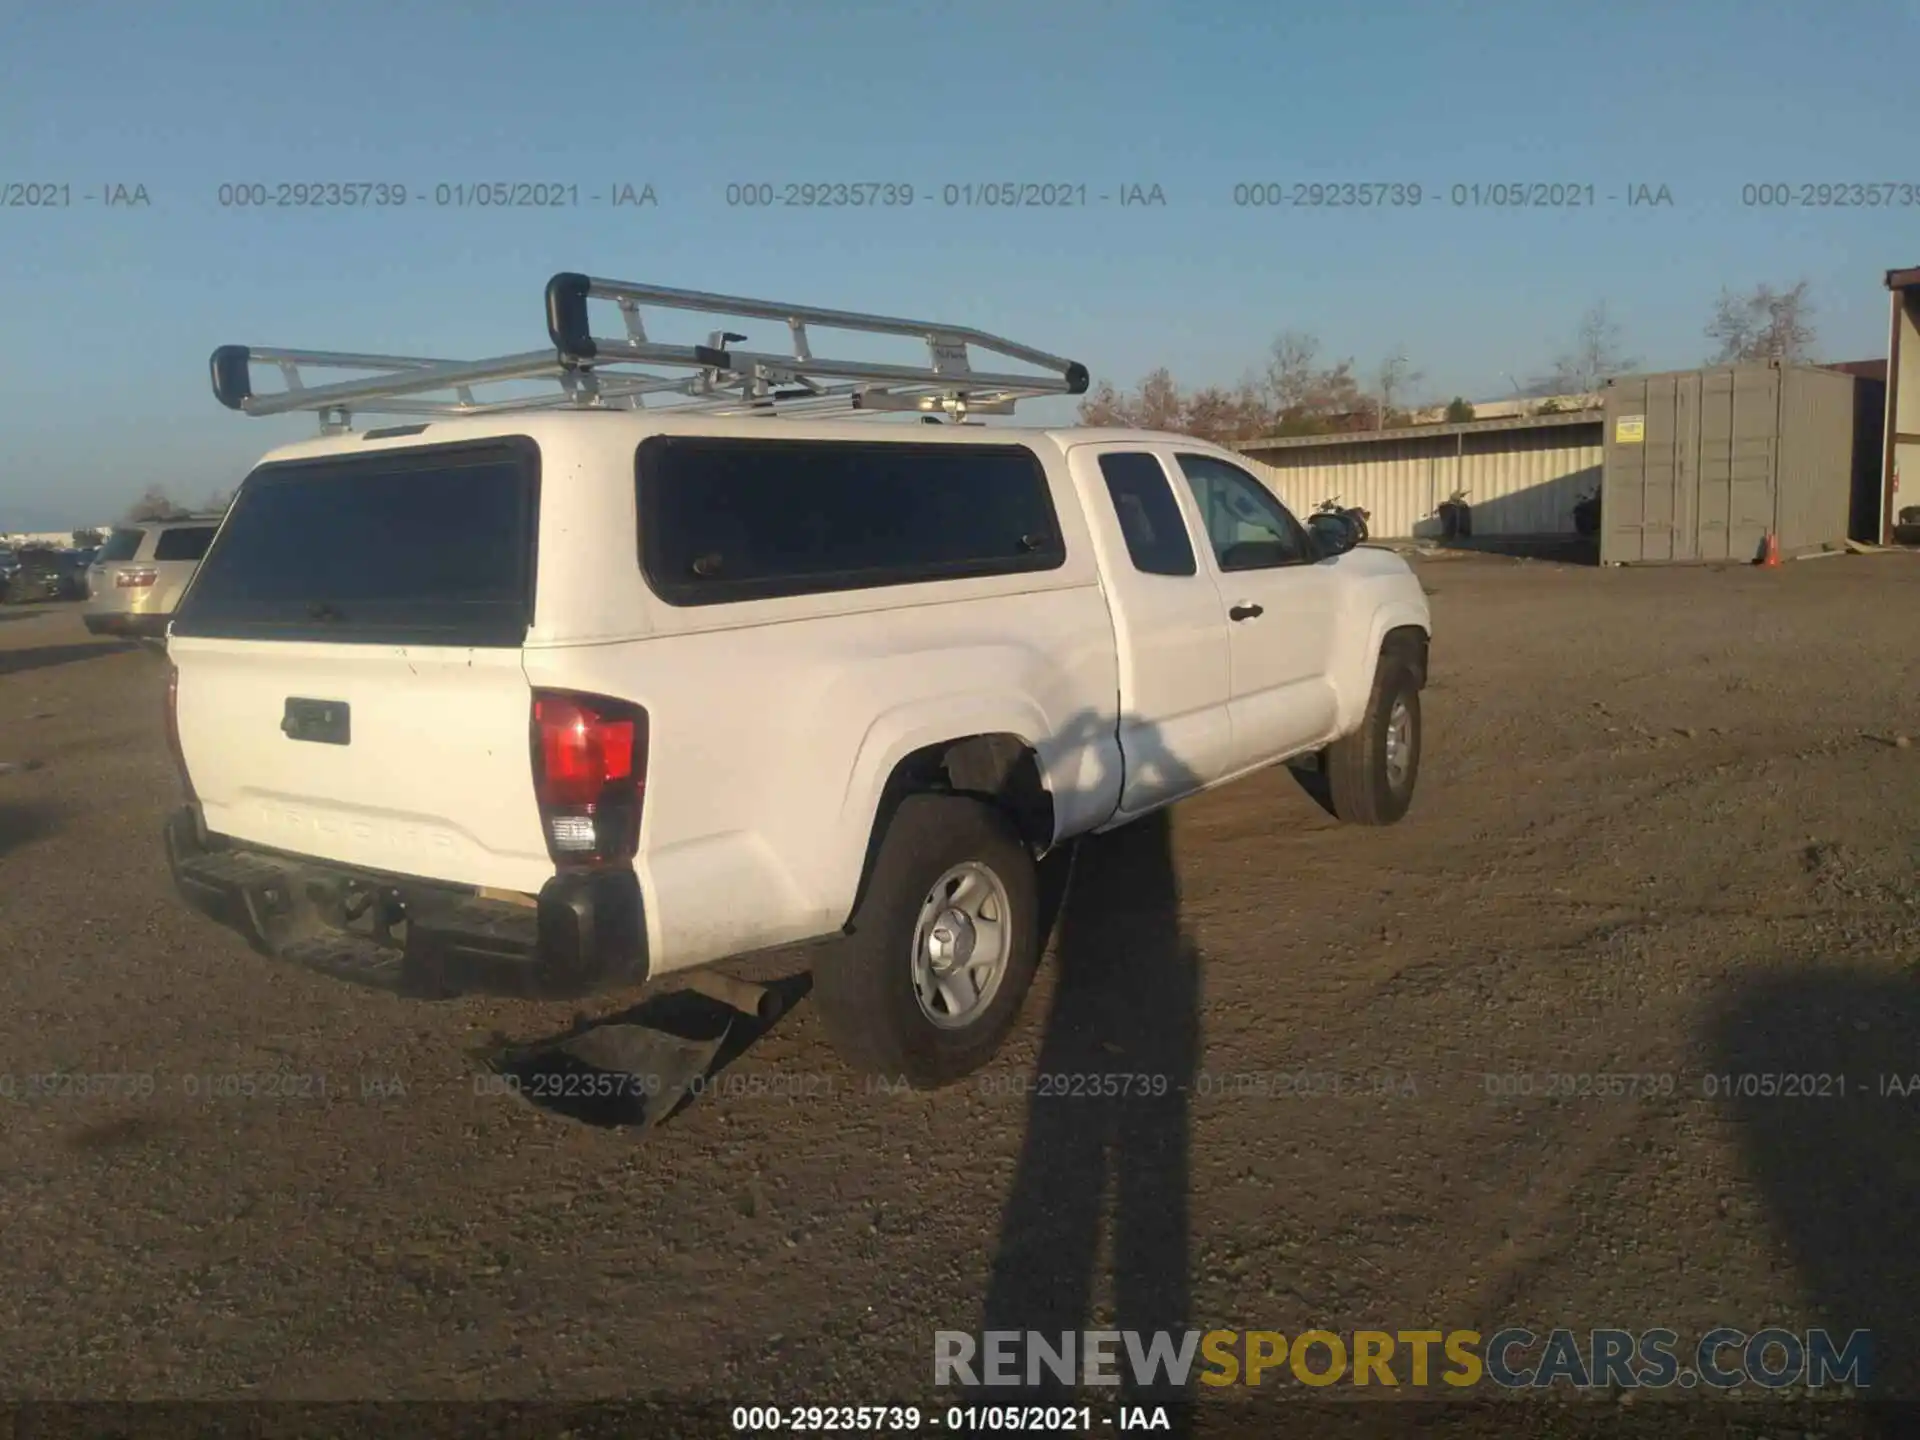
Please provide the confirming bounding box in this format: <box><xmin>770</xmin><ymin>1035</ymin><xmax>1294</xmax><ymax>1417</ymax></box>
<box><xmin>3</xmin><ymin>0</ymin><xmax>1918</xmax><ymax>531</ymax></box>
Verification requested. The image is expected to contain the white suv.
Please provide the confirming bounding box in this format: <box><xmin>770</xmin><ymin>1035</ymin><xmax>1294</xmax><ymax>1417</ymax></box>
<box><xmin>85</xmin><ymin>517</ymin><xmax>223</xmax><ymax>640</ymax></box>
<box><xmin>163</xmin><ymin>275</ymin><xmax>1431</xmax><ymax>1088</ymax></box>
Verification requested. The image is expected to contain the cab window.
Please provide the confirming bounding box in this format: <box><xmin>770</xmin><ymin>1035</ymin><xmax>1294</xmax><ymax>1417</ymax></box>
<box><xmin>1176</xmin><ymin>455</ymin><xmax>1314</xmax><ymax>571</ymax></box>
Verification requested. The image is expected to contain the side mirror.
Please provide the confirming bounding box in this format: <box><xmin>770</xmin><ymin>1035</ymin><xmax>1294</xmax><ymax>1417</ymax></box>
<box><xmin>1307</xmin><ymin>511</ymin><xmax>1359</xmax><ymax>557</ymax></box>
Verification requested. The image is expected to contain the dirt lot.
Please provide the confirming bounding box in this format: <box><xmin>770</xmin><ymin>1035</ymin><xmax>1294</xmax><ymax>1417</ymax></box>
<box><xmin>3</xmin><ymin>555</ymin><xmax>1919</xmax><ymax>1426</ymax></box>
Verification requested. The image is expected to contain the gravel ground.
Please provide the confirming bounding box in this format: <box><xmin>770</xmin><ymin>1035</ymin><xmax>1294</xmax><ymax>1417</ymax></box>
<box><xmin>2</xmin><ymin>554</ymin><xmax>1918</xmax><ymax>1431</ymax></box>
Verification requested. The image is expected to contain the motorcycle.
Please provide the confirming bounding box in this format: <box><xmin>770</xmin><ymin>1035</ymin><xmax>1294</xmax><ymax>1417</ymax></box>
<box><xmin>1572</xmin><ymin>485</ymin><xmax>1602</xmax><ymax>537</ymax></box>
<box><xmin>1312</xmin><ymin>494</ymin><xmax>1371</xmax><ymax>546</ymax></box>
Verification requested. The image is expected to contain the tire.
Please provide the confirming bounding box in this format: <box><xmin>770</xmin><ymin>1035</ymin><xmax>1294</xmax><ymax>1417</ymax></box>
<box><xmin>812</xmin><ymin>794</ymin><xmax>1042</xmax><ymax>1089</ymax></box>
<box><xmin>1324</xmin><ymin>653</ymin><xmax>1422</xmax><ymax>825</ymax></box>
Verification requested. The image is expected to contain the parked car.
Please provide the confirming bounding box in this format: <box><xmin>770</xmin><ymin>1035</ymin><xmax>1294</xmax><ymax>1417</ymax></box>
<box><xmin>2</xmin><ymin>545</ymin><xmax>77</xmax><ymax>605</ymax></box>
<box><xmin>83</xmin><ymin>518</ymin><xmax>222</xmax><ymax>639</ymax></box>
<box><xmin>53</xmin><ymin>548</ymin><xmax>94</xmax><ymax>599</ymax></box>
<box><xmin>163</xmin><ymin>275</ymin><xmax>1432</xmax><ymax>1091</ymax></box>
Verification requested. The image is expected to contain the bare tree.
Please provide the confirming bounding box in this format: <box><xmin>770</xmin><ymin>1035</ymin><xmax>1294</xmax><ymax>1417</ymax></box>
<box><xmin>1076</xmin><ymin>332</ymin><xmax>1420</xmax><ymax>446</ymax></box>
<box><xmin>1077</xmin><ymin>367</ymin><xmax>1188</xmax><ymax>433</ymax></box>
<box><xmin>1180</xmin><ymin>380</ymin><xmax>1275</xmax><ymax>446</ymax></box>
<box><xmin>200</xmin><ymin>488</ymin><xmax>234</xmax><ymax>513</ymax></box>
<box><xmin>125</xmin><ymin>485</ymin><xmax>189</xmax><ymax>523</ymax></box>
<box><xmin>1251</xmin><ymin>333</ymin><xmax>1371</xmax><ymax>436</ymax></box>
<box><xmin>1531</xmin><ymin>301</ymin><xmax>1639</xmax><ymax>395</ymax></box>
<box><xmin>1078</xmin><ymin>368</ymin><xmax>1274</xmax><ymax>446</ymax></box>
<box><xmin>1372</xmin><ymin>349</ymin><xmax>1424</xmax><ymax>427</ymax></box>
<box><xmin>1263</xmin><ymin>332</ymin><xmax>1366</xmax><ymax>427</ymax></box>
<box><xmin>1263</xmin><ymin>332</ymin><xmax>1324</xmax><ymax>415</ymax></box>
<box><xmin>1705</xmin><ymin>280</ymin><xmax>1817</xmax><ymax>364</ymax></box>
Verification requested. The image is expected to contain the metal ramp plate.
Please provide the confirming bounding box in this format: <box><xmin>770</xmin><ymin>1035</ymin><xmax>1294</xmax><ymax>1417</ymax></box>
<box><xmin>479</xmin><ymin>990</ymin><xmax>738</xmax><ymax>1129</ymax></box>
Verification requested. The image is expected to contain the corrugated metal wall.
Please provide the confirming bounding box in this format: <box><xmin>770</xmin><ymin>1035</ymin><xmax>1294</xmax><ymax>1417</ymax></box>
<box><xmin>1239</xmin><ymin>423</ymin><xmax>1603</xmax><ymax>538</ymax></box>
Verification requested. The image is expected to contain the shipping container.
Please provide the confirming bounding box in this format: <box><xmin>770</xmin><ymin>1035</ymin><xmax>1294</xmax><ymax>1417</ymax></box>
<box><xmin>1599</xmin><ymin>363</ymin><xmax>1862</xmax><ymax>564</ymax></box>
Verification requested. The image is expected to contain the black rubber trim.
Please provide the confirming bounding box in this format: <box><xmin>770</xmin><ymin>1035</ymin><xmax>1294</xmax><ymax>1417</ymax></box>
<box><xmin>545</xmin><ymin>272</ymin><xmax>597</xmax><ymax>361</ymax></box>
<box><xmin>163</xmin><ymin>807</ymin><xmax>649</xmax><ymax>1000</ymax></box>
<box><xmin>85</xmin><ymin>611</ymin><xmax>169</xmax><ymax>638</ymax></box>
<box><xmin>536</xmin><ymin>869</ymin><xmax>648</xmax><ymax>995</ymax></box>
<box><xmin>210</xmin><ymin>346</ymin><xmax>253</xmax><ymax>410</ymax></box>
<box><xmin>1065</xmin><ymin>361</ymin><xmax>1090</xmax><ymax>395</ymax></box>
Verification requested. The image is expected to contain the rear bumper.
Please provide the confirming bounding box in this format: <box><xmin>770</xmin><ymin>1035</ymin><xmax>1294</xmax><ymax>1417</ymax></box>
<box><xmin>86</xmin><ymin>611</ymin><xmax>169</xmax><ymax>638</ymax></box>
<box><xmin>163</xmin><ymin>806</ymin><xmax>649</xmax><ymax>1000</ymax></box>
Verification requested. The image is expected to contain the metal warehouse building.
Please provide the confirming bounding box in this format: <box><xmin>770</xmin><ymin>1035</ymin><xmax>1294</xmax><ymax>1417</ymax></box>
<box><xmin>1887</xmin><ymin>265</ymin><xmax>1920</xmax><ymax>544</ymax></box>
<box><xmin>1237</xmin><ymin>411</ymin><xmax>1604</xmax><ymax>541</ymax></box>
<box><xmin>1239</xmin><ymin>359</ymin><xmax>1885</xmax><ymax>561</ymax></box>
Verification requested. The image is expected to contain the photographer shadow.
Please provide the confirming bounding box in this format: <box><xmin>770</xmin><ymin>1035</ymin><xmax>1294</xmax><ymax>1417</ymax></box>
<box><xmin>977</xmin><ymin>723</ymin><xmax>1203</xmax><ymax>1429</ymax></box>
<box><xmin>1704</xmin><ymin>964</ymin><xmax>1920</xmax><ymax>1420</ymax></box>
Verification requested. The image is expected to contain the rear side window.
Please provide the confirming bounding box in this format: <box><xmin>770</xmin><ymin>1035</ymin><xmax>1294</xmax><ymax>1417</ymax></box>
<box><xmin>636</xmin><ymin>436</ymin><xmax>1065</xmax><ymax>606</ymax></box>
<box><xmin>1097</xmin><ymin>453</ymin><xmax>1197</xmax><ymax>576</ymax></box>
<box><xmin>170</xmin><ymin>438</ymin><xmax>540</xmax><ymax>647</ymax></box>
<box><xmin>97</xmin><ymin>528</ymin><xmax>145</xmax><ymax>563</ymax></box>
<box><xmin>152</xmin><ymin>526</ymin><xmax>216</xmax><ymax>562</ymax></box>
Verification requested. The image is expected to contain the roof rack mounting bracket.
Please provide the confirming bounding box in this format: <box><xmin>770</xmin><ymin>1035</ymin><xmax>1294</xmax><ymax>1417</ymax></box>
<box><xmin>209</xmin><ymin>273</ymin><xmax>1090</xmax><ymax>429</ymax></box>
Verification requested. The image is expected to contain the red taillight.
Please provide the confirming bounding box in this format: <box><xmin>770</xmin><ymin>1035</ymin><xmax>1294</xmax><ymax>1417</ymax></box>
<box><xmin>530</xmin><ymin>690</ymin><xmax>648</xmax><ymax>867</ymax></box>
<box><xmin>164</xmin><ymin>661</ymin><xmax>196</xmax><ymax>802</ymax></box>
<box><xmin>117</xmin><ymin>568</ymin><xmax>157</xmax><ymax>588</ymax></box>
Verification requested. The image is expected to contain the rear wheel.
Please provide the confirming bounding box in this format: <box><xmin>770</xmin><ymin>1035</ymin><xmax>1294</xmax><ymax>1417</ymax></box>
<box><xmin>812</xmin><ymin>794</ymin><xmax>1041</xmax><ymax>1089</ymax></box>
<box><xmin>1324</xmin><ymin>653</ymin><xmax>1422</xmax><ymax>825</ymax></box>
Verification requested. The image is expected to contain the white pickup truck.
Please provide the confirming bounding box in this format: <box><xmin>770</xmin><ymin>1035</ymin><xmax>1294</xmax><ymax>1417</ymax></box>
<box><xmin>164</xmin><ymin>276</ymin><xmax>1431</xmax><ymax>1089</ymax></box>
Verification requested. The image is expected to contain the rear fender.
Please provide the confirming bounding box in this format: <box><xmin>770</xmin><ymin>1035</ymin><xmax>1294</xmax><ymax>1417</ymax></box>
<box><xmin>827</xmin><ymin>693</ymin><xmax>1114</xmax><ymax>927</ymax></box>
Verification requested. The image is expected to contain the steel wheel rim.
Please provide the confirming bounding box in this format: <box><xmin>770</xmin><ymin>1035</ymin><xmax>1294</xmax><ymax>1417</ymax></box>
<box><xmin>1384</xmin><ymin>698</ymin><xmax>1414</xmax><ymax>788</ymax></box>
<box><xmin>910</xmin><ymin>861</ymin><xmax>1013</xmax><ymax>1030</ymax></box>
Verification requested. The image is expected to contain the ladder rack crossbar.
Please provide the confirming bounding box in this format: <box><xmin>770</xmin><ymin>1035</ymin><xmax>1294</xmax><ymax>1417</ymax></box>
<box><xmin>210</xmin><ymin>273</ymin><xmax>1090</xmax><ymax>429</ymax></box>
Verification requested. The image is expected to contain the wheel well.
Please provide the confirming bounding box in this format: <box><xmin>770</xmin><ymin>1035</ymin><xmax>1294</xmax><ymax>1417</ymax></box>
<box><xmin>843</xmin><ymin>733</ymin><xmax>1054</xmax><ymax>930</ymax></box>
<box><xmin>1382</xmin><ymin>624</ymin><xmax>1429</xmax><ymax>689</ymax></box>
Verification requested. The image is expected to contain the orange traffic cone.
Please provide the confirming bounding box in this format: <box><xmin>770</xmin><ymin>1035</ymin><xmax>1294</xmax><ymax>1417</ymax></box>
<box><xmin>1759</xmin><ymin>532</ymin><xmax>1780</xmax><ymax>568</ymax></box>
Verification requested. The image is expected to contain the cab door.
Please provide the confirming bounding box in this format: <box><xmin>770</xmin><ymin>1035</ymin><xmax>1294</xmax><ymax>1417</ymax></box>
<box><xmin>1173</xmin><ymin>452</ymin><xmax>1341</xmax><ymax>771</ymax></box>
<box><xmin>1067</xmin><ymin>445</ymin><xmax>1233</xmax><ymax>816</ymax></box>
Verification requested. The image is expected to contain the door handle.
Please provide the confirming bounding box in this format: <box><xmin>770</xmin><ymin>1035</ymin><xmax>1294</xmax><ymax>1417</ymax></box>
<box><xmin>1229</xmin><ymin>603</ymin><xmax>1264</xmax><ymax>621</ymax></box>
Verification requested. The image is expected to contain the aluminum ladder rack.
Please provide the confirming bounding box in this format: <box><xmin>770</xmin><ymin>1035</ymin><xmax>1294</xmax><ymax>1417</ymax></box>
<box><xmin>210</xmin><ymin>273</ymin><xmax>1091</xmax><ymax>432</ymax></box>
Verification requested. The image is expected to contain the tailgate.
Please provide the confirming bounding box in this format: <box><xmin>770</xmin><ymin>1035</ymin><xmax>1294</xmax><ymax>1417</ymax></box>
<box><xmin>171</xmin><ymin>638</ymin><xmax>549</xmax><ymax>891</ymax></box>
<box><xmin>166</xmin><ymin>435</ymin><xmax>552</xmax><ymax>892</ymax></box>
